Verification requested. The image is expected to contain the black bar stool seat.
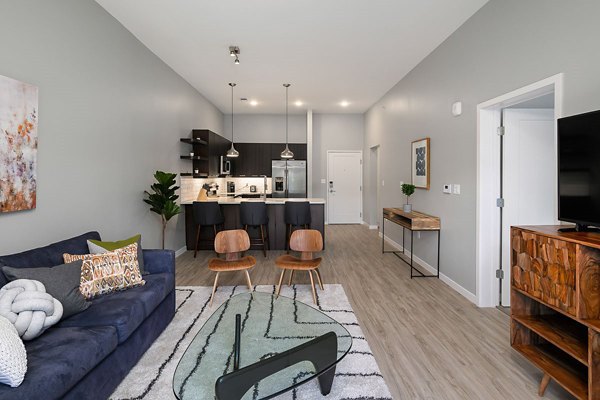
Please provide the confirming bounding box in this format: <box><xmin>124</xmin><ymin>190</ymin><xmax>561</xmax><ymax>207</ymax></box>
<box><xmin>193</xmin><ymin>201</ymin><xmax>225</xmax><ymax>257</ymax></box>
<box><xmin>284</xmin><ymin>201</ymin><xmax>311</xmax><ymax>252</ymax></box>
<box><xmin>240</xmin><ymin>202</ymin><xmax>269</xmax><ymax>257</ymax></box>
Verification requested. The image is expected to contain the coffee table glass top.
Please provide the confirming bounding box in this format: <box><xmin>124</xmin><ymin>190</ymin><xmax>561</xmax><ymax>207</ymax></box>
<box><xmin>173</xmin><ymin>291</ymin><xmax>352</xmax><ymax>400</ymax></box>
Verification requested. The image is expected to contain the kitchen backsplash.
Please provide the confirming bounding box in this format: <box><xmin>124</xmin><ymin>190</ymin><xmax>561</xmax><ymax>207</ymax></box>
<box><xmin>180</xmin><ymin>176</ymin><xmax>272</xmax><ymax>203</ymax></box>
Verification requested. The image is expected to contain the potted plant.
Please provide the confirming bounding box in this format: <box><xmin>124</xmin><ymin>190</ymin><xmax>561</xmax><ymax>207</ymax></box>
<box><xmin>143</xmin><ymin>171</ymin><xmax>181</xmax><ymax>249</ymax></box>
<box><xmin>401</xmin><ymin>183</ymin><xmax>416</xmax><ymax>213</ymax></box>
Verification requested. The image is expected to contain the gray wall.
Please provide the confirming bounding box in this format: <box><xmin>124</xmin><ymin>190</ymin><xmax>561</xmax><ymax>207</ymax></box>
<box><xmin>312</xmin><ymin>114</ymin><xmax>364</xmax><ymax>200</ymax></box>
<box><xmin>0</xmin><ymin>0</ymin><xmax>223</xmax><ymax>254</ymax></box>
<box><xmin>223</xmin><ymin>114</ymin><xmax>307</xmax><ymax>143</ymax></box>
<box><xmin>364</xmin><ymin>0</ymin><xmax>600</xmax><ymax>294</ymax></box>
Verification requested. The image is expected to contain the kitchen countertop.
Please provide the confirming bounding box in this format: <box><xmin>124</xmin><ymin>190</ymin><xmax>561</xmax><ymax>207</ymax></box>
<box><xmin>180</xmin><ymin>197</ymin><xmax>325</xmax><ymax>205</ymax></box>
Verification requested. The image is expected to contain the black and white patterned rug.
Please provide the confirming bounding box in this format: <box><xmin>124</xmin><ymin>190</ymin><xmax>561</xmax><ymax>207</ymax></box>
<box><xmin>110</xmin><ymin>284</ymin><xmax>393</xmax><ymax>400</ymax></box>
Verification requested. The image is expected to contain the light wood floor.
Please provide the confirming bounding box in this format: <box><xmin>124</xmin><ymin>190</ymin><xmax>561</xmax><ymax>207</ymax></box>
<box><xmin>176</xmin><ymin>225</ymin><xmax>571</xmax><ymax>399</ymax></box>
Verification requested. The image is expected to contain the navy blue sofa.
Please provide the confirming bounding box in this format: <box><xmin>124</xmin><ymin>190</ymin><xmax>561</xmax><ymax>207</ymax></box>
<box><xmin>0</xmin><ymin>232</ymin><xmax>176</xmax><ymax>400</ymax></box>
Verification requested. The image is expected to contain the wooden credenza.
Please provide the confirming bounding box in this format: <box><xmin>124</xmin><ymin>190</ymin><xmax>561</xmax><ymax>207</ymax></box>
<box><xmin>511</xmin><ymin>226</ymin><xmax>600</xmax><ymax>399</ymax></box>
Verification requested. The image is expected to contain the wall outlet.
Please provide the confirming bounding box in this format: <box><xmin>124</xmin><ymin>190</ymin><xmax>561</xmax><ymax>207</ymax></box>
<box><xmin>443</xmin><ymin>184</ymin><xmax>452</xmax><ymax>194</ymax></box>
<box><xmin>453</xmin><ymin>184</ymin><xmax>461</xmax><ymax>195</ymax></box>
<box><xmin>382</xmin><ymin>180</ymin><xmax>385</xmax><ymax>187</ymax></box>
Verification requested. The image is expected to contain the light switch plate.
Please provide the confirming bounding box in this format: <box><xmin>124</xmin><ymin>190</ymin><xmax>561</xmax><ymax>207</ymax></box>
<box><xmin>443</xmin><ymin>184</ymin><xmax>451</xmax><ymax>194</ymax></box>
<box><xmin>321</xmin><ymin>179</ymin><xmax>326</xmax><ymax>184</ymax></box>
<box><xmin>453</xmin><ymin>184</ymin><xmax>461</xmax><ymax>194</ymax></box>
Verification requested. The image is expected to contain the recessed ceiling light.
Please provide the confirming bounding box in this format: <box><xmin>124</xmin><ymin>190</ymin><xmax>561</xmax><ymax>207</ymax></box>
<box><xmin>295</xmin><ymin>101</ymin><xmax>303</xmax><ymax>107</ymax></box>
<box><xmin>250</xmin><ymin>100</ymin><xmax>258</xmax><ymax>106</ymax></box>
<box><xmin>340</xmin><ymin>101</ymin><xmax>350</xmax><ymax>107</ymax></box>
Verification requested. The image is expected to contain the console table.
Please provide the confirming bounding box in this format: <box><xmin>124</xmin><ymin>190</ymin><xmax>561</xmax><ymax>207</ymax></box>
<box><xmin>511</xmin><ymin>225</ymin><xmax>600</xmax><ymax>399</ymax></box>
<box><xmin>381</xmin><ymin>208</ymin><xmax>441</xmax><ymax>278</ymax></box>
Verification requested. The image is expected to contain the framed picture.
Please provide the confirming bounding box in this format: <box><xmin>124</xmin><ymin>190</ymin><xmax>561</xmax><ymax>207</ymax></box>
<box><xmin>411</xmin><ymin>137</ymin><xmax>430</xmax><ymax>190</ymax></box>
<box><xmin>0</xmin><ymin>75</ymin><xmax>38</xmax><ymax>213</ymax></box>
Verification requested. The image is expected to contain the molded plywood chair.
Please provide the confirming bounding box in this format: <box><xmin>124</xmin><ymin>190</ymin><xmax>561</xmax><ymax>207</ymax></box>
<box><xmin>275</xmin><ymin>229</ymin><xmax>324</xmax><ymax>304</ymax></box>
<box><xmin>208</xmin><ymin>229</ymin><xmax>256</xmax><ymax>306</ymax></box>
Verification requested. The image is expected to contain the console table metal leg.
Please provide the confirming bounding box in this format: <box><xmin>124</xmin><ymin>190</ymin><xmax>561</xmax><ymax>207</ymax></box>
<box><xmin>410</xmin><ymin>229</ymin><xmax>414</xmax><ymax>278</ymax></box>
<box><xmin>437</xmin><ymin>230</ymin><xmax>441</xmax><ymax>278</ymax></box>
<box><xmin>381</xmin><ymin>216</ymin><xmax>385</xmax><ymax>253</ymax></box>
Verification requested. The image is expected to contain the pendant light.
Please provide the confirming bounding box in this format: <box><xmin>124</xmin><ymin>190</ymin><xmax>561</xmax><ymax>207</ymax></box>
<box><xmin>226</xmin><ymin>82</ymin><xmax>239</xmax><ymax>158</ymax></box>
<box><xmin>280</xmin><ymin>83</ymin><xmax>294</xmax><ymax>159</ymax></box>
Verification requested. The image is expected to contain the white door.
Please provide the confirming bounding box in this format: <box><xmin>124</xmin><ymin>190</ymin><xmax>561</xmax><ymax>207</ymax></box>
<box><xmin>327</xmin><ymin>151</ymin><xmax>362</xmax><ymax>224</ymax></box>
<box><xmin>501</xmin><ymin>108</ymin><xmax>555</xmax><ymax>306</ymax></box>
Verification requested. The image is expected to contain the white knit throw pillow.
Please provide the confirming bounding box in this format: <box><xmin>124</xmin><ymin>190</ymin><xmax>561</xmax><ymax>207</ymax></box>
<box><xmin>0</xmin><ymin>315</ymin><xmax>27</xmax><ymax>387</ymax></box>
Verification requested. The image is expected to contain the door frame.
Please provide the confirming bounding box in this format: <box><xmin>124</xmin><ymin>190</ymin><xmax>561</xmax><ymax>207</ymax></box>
<box><xmin>326</xmin><ymin>150</ymin><xmax>363</xmax><ymax>224</ymax></box>
<box><xmin>476</xmin><ymin>73</ymin><xmax>563</xmax><ymax>307</ymax></box>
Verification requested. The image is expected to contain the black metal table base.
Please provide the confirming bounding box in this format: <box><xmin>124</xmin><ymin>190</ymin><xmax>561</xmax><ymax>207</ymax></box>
<box><xmin>215</xmin><ymin>328</ymin><xmax>338</xmax><ymax>400</ymax></box>
<box><xmin>381</xmin><ymin>217</ymin><xmax>441</xmax><ymax>278</ymax></box>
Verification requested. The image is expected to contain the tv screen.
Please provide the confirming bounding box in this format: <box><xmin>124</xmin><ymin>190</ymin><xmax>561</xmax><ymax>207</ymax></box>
<box><xmin>558</xmin><ymin>110</ymin><xmax>600</xmax><ymax>229</ymax></box>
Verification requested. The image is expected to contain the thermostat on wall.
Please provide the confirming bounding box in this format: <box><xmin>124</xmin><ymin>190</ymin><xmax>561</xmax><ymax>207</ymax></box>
<box><xmin>452</xmin><ymin>101</ymin><xmax>462</xmax><ymax>116</ymax></box>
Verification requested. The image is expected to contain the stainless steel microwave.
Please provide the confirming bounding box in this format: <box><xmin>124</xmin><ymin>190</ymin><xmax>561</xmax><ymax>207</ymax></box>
<box><xmin>219</xmin><ymin>156</ymin><xmax>231</xmax><ymax>175</ymax></box>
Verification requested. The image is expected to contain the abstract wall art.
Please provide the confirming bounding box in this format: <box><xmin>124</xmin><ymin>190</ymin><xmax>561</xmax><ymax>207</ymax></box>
<box><xmin>0</xmin><ymin>75</ymin><xmax>38</xmax><ymax>213</ymax></box>
<box><xmin>411</xmin><ymin>137</ymin><xmax>430</xmax><ymax>189</ymax></box>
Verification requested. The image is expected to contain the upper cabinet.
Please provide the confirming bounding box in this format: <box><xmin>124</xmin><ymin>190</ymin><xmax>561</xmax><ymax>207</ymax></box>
<box><xmin>180</xmin><ymin>130</ymin><xmax>230</xmax><ymax>177</ymax></box>
<box><xmin>232</xmin><ymin>143</ymin><xmax>307</xmax><ymax>176</ymax></box>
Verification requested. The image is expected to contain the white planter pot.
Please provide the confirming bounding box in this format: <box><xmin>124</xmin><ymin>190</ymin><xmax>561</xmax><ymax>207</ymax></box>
<box><xmin>403</xmin><ymin>204</ymin><xmax>412</xmax><ymax>213</ymax></box>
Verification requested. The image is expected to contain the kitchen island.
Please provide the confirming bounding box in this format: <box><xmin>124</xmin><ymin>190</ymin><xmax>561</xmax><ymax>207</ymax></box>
<box><xmin>182</xmin><ymin>198</ymin><xmax>325</xmax><ymax>251</ymax></box>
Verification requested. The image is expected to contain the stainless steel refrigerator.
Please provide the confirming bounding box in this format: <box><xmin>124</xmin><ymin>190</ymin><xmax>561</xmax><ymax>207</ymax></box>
<box><xmin>272</xmin><ymin>160</ymin><xmax>307</xmax><ymax>198</ymax></box>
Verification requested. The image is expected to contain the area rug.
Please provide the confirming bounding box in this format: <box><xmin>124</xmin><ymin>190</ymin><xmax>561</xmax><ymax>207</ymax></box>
<box><xmin>110</xmin><ymin>284</ymin><xmax>393</xmax><ymax>400</ymax></box>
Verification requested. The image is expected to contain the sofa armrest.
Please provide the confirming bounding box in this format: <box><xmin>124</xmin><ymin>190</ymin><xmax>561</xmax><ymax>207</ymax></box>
<box><xmin>142</xmin><ymin>249</ymin><xmax>175</xmax><ymax>275</ymax></box>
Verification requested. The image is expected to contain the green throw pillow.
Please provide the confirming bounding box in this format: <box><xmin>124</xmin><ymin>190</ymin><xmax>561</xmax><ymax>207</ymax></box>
<box><xmin>87</xmin><ymin>234</ymin><xmax>145</xmax><ymax>274</ymax></box>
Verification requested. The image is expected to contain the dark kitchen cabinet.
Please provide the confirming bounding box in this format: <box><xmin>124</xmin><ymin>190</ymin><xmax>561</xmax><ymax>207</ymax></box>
<box><xmin>231</xmin><ymin>143</ymin><xmax>272</xmax><ymax>176</ymax></box>
<box><xmin>180</xmin><ymin>130</ymin><xmax>230</xmax><ymax>178</ymax></box>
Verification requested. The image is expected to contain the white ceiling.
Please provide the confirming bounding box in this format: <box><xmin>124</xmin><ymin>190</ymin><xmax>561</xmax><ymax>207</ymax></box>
<box><xmin>96</xmin><ymin>0</ymin><xmax>488</xmax><ymax>114</ymax></box>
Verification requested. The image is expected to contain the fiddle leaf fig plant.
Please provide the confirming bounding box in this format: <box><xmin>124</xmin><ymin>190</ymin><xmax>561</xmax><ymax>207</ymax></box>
<box><xmin>144</xmin><ymin>171</ymin><xmax>181</xmax><ymax>249</ymax></box>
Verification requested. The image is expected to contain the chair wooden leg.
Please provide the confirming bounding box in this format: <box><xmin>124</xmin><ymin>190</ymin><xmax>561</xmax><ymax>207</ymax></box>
<box><xmin>288</xmin><ymin>270</ymin><xmax>295</xmax><ymax>286</ymax></box>
<box><xmin>244</xmin><ymin>270</ymin><xmax>253</xmax><ymax>291</ymax></box>
<box><xmin>259</xmin><ymin>225</ymin><xmax>267</xmax><ymax>257</ymax></box>
<box><xmin>308</xmin><ymin>270</ymin><xmax>317</xmax><ymax>304</ymax></box>
<box><xmin>193</xmin><ymin>225</ymin><xmax>201</xmax><ymax>258</ymax></box>
<box><xmin>315</xmin><ymin>268</ymin><xmax>324</xmax><ymax>290</ymax></box>
<box><xmin>210</xmin><ymin>272</ymin><xmax>220</xmax><ymax>307</ymax></box>
<box><xmin>276</xmin><ymin>270</ymin><xmax>286</xmax><ymax>297</ymax></box>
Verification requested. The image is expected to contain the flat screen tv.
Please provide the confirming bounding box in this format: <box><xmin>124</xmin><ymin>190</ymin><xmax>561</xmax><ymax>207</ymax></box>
<box><xmin>558</xmin><ymin>109</ymin><xmax>600</xmax><ymax>231</ymax></box>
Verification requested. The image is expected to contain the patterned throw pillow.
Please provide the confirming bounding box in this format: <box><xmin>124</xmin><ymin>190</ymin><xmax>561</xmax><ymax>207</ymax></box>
<box><xmin>63</xmin><ymin>243</ymin><xmax>145</xmax><ymax>299</ymax></box>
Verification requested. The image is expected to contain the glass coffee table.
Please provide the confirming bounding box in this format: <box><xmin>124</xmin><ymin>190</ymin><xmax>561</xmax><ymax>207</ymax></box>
<box><xmin>173</xmin><ymin>291</ymin><xmax>352</xmax><ymax>400</ymax></box>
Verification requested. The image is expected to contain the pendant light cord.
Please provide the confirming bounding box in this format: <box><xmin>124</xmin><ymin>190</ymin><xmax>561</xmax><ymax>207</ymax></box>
<box><xmin>231</xmin><ymin>84</ymin><xmax>234</xmax><ymax>143</ymax></box>
<box><xmin>285</xmin><ymin>85</ymin><xmax>289</xmax><ymax>145</ymax></box>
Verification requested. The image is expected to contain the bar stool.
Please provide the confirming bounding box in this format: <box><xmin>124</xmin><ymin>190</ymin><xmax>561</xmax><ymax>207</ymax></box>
<box><xmin>239</xmin><ymin>202</ymin><xmax>269</xmax><ymax>257</ymax></box>
<box><xmin>275</xmin><ymin>229</ymin><xmax>324</xmax><ymax>304</ymax></box>
<box><xmin>284</xmin><ymin>201</ymin><xmax>311</xmax><ymax>253</ymax></box>
<box><xmin>208</xmin><ymin>229</ymin><xmax>256</xmax><ymax>306</ymax></box>
<box><xmin>193</xmin><ymin>201</ymin><xmax>224</xmax><ymax>258</ymax></box>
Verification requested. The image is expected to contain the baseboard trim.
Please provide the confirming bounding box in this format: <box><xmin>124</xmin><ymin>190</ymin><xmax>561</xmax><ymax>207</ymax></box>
<box><xmin>175</xmin><ymin>246</ymin><xmax>187</xmax><ymax>258</ymax></box>
<box><xmin>362</xmin><ymin>221</ymin><xmax>379</xmax><ymax>230</ymax></box>
<box><xmin>379</xmin><ymin>232</ymin><xmax>477</xmax><ymax>305</ymax></box>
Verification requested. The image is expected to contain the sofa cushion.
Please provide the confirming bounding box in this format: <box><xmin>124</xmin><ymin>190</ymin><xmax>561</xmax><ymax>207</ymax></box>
<box><xmin>56</xmin><ymin>272</ymin><xmax>174</xmax><ymax>343</ymax></box>
<box><xmin>0</xmin><ymin>232</ymin><xmax>101</xmax><ymax>287</ymax></box>
<box><xmin>0</xmin><ymin>325</ymin><xmax>118</xmax><ymax>400</ymax></box>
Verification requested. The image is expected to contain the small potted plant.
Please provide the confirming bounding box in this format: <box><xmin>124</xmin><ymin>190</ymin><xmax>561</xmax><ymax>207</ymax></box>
<box><xmin>401</xmin><ymin>183</ymin><xmax>416</xmax><ymax>213</ymax></box>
